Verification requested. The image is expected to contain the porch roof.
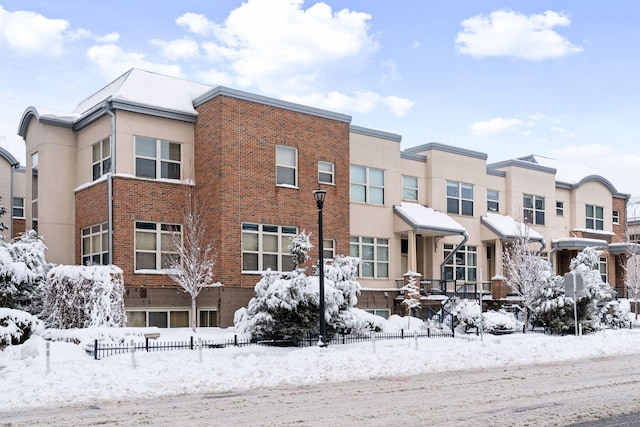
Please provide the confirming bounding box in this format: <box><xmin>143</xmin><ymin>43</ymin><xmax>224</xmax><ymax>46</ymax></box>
<box><xmin>481</xmin><ymin>213</ymin><xmax>544</xmax><ymax>242</ymax></box>
<box><xmin>608</xmin><ymin>242</ymin><xmax>640</xmax><ymax>254</ymax></box>
<box><xmin>393</xmin><ymin>202</ymin><xmax>466</xmax><ymax>236</ymax></box>
<box><xmin>551</xmin><ymin>237</ymin><xmax>608</xmax><ymax>250</ymax></box>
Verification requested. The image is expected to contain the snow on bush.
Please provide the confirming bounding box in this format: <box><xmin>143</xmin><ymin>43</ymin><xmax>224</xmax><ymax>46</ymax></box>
<box><xmin>0</xmin><ymin>308</ymin><xmax>44</xmax><ymax>345</ymax></box>
<box><xmin>41</xmin><ymin>265</ymin><xmax>126</xmax><ymax>329</ymax></box>
<box><xmin>603</xmin><ymin>300</ymin><xmax>631</xmax><ymax>329</ymax></box>
<box><xmin>453</xmin><ymin>299</ymin><xmax>481</xmax><ymax>332</ymax></box>
<box><xmin>483</xmin><ymin>310</ymin><xmax>523</xmax><ymax>334</ymax></box>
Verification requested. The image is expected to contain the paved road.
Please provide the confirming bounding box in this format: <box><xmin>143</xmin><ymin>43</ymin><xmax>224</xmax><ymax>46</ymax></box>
<box><xmin>2</xmin><ymin>354</ymin><xmax>639</xmax><ymax>426</ymax></box>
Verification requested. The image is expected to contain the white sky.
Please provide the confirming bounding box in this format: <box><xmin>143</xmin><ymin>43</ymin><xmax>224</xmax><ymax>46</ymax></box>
<box><xmin>2</xmin><ymin>321</ymin><xmax>640</xmax><ymax>411</ymax></box>
<box><xmin>1</xmin><ymin>1</ymin><xmax>639</xmax><ymax>195</ymax></box>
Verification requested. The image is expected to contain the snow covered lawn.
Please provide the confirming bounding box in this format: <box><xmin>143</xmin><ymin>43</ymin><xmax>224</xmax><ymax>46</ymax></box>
<box><xmin>2</xmin><ymin>326</ymin><xmax>640</xmax><ymax>412</ymax></box>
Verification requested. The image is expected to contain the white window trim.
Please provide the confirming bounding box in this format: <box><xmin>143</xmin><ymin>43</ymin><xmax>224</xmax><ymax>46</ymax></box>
<box><xmin>487</xmin><ymin>189</ymin><xmax>499</xmax><ymax>212</ymax></box>
<box><xmin>585</xmin><ymin>204</ymin><xmax>604</xmax><ymax>231</ymax></box>
<box><xmin>613</xmin><ymin>210</ymin><xmax>620</xmax><ymax>225</ymax></box>
<box><xmin>276</xmin><ymin>145</ymin><xmax>298</xmax><ymax>187</ymax></box>
<box><xmin>134</xmin><ymin>221</ymin><xmax>182</xmax><ymax>272</ymax></box>
<box><xmin>402</xmin><ymin>175</ymin><xmax>419</xmax><ymax>201</ymax></box>
<box><xmin>135</xmin><ymin>136</ymin><xmax>182</xmax><ymax>181</ymax></box>
<box><xmin>556</xmin><ymin>201</ymin><xmax>564</xmax><ymax>216</ymax></box>
<box><xmin>126</xmin><ymin>309</ymin><xmax>191</xmax><ymax>328</ymax></box>
<box><xmin>92</xmin><ymin>137</ymin><xmax>111</xmax><ymax>181</ymax></box>
<box><xmin>447</xmin><ymin>181</ymin><xmax>474</xmax><ymax>216</ymax></box>
<box><xmin>241</xmin><ymin>223</ymin><xmax>298</xmax><ymax>273</ymax></box>
<box><xmin>444</xmin><ymin>244</ymin><xmax>478</xmax><ymax>282</ymax></box>
<box><xmin>523</xmin><ymin>194</ymin><xmax>545</xmax><ymax>225</ymax></box>
<box><xmin>350</xmin><ymin>236</ymin><xmax>389</xmax><ymax>279</ymax></box>
<box><xmin>318</xmin><ymin>161</ymin><xmax>335</xmax><ymax>185</ymax></box>
<box><xmin>81</xmin><ymin>222</ymin><xmax>110</xmax><ymax>266</ymax></box>
<box><xmin>350</xmin><ymin>165</ymin><xmax>385</xmax><ymax>205</ymax></box>
<box><xmin>12</xmin><ymin>197</ymin><xmax>25</xmax><ymax>219</ymax></box>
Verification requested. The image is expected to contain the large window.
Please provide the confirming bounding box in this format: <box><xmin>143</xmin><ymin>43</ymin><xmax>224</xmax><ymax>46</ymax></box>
<box><xmin>242</xmin><ymin>223</ymin><xmax>297</xmax><ymax>272</ymax></box>
<box><xmin>276</xmin><ymin>145</ymin><xmax>297</xmax><ymax>186</ymax></box>
<box><xmin>318</xmin><ymin>161</ymin><xmax>334</xmax><ymax>185</ymax></box>
<box><xmin>487</xmin><ymin>189</ymin><xmax>499</xmax><ymax>212</ymax></box>
<box><xmin>350</xmin><ymin>236</ymin><xmax>389</xmax><ymax>278</ymax></box>
<box><xmin>82</xmin><ymin>223</ymin><xmax>110</xmax><ymax>266</ymax></box>
<box><xmin>135</xmin><ymin>221</ymin><xmax>181</xmax><ymax>271</ymax></box>
<box><xmin>443</xmin><ymin>244</ymin><xmax>477</xmax><ymax>282</ymax></box>
<box><xmin>523</xmin><ymin>194</ymin><xmax>545</xmax><ymax>225</ymax></box>
<box><xmin>586</xmin><ymin>205</ymin><xmax>604</xmax><ymax>231</ymax></box>
<box><xmin>447</xmin><ymin>181</ymin><xmax>473</xmax><ymax>216</ymax></box>
<box><xmin>350</xmin><ymin>165</ymin><xmax>385</xmax><ymax>204</ymax></box>
<box><xmin>126</xmin><ymin>310</ymin><xmax>189</xmax><ymax>328</ymax></box>
<box><xmin>12</xmin><ymin>197</ymin><xmax>24</xmax><ymax>218</ymax></box>
<box><xmin>92</xmin><ymin>138</ymin><xmax>111</xmax><ymax>180</ymax></box>
<box><xmin>135</xmin><ymin>136</ymin><xmax>181</xmax><ymax>180</ymax></box>
<box><xmin>402</xmin><ymin>176</ymin><xmax>418</xmax><ymax>201</ymax></box>
<box><xmin>199</xmin><ymin>309</ymin><xmax>218</xmax><ymax>327</ymax></box>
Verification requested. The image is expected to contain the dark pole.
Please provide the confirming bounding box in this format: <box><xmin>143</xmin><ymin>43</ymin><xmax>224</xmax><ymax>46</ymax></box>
<box><xmin>313</xmin><ymin>188</ymin><xmax>328</xmax><ymax>347</ymax></box>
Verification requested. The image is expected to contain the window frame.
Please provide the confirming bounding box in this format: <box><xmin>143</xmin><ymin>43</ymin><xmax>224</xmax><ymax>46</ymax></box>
<box><xmin>198</xmin><ymin>309</ymin><xmax>218</xmax><ymax>327</ymax></box>
<box><xmin>402</xmin><ymin>175</ymin><xmax>419</xmax><ymax>201</ymax></box>
<box><xmin>241</xmin><ymin>223</ymin><xmax>298</xmax><ymax>273</ymax></box>
<box><xmin>523</xmin><ymin>194</ymin><xmax>545</xmax><ymax>225</ymax></box>
<box><xmin>350</xmin><ymin>236</ymin><xmax>389</xmax><ymax>279</ymax></box>
<box><xmin>92</xmin><ymin>137</ymin><xmax>111</xmax><ymax>180</ymax></box>
<box><xmin>447</xmin><ymin>181</ymin><xmax>474</xmax><ymax>216</ymax></box>
<box><xmin>443</xmin><ymin>244</ymin><xmax>477</xmax><ymax>282</ymax></box>
<box><xmin>487</xmin><ymin>189</ymin><xmax>499</xmax><ymax>212</ymax></box>
<box><xmin>613</xmin><ymin>210</ymin><xmax>620</xmax><ymax>225</ymax></box>
<box><xmin>599</xmin><ymin>257</ymin><xmax>608</xmax><ymax>283</ymax></box>
<box><xmin>585</xmin><ymin>204</ymin><xmax>604</xmax><ymax>231</ymax></box>
<box><xmin>276</xmin><ymin>145</ymin><xmax>298</xmax><ymax>187</ymax></box>
<box><xmin>134</xmin><ymin>136</ymin><xmax>182</xmax><ymax>180</ymax></box>
<box><xmin>82</xmin><ymin>222</ymin><xmax>110</xmax><ymax>266</ymax></box>
<box><xmin>323</xmin><ymin>238</ymin><xmax>335</xmax><ymax>261</ymax></box>
<box><xmin>126</xmin><ymin>309</ymin><xmax>190</xmax><ymax>328</ymax></box>
<box><xmin>556</xmin><ymin>201</ymin><xmax>564</xmax><ymax>216</ymax></box>
<box><xmin>134</xmin><ymin>221</ymin><xmax>182</xmax><ymax>271</ymax></box>
<box><xmin>318</xmin><ymin>161</ymin><xmax>334</xmax><ymax>185</ymax></box>
<box><xmin>350</xmin><ymin>165</ymin><xmax>385</xmax><ymax>205</ymax></box>
<box><xmin>12</xmin><ymin>197</ymin><xmax>24</xmax><ymax>218</ymax></box>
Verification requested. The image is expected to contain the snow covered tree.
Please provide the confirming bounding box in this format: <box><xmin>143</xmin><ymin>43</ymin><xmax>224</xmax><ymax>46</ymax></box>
<box><xmin>532</xmin><ymin>274</ymin><xmax>574</xmax><ymax>335</ymax></box>
<box><xmin>41</xmin><ymin>265</ymin><xmax>126</xmax><ymax>329</ymax></box>
<box><xmin>0</xmin><ymin>196</ymin><xmax>8</xmax><ymax>234</ymax></box>
<box><xmin>0</xmin><ymin>230</ymin><xmax>49</xmax><ymax>313</ymax></box>
<box><xmin>623</xmin><ymin>245</ymin><xmax>640</xmax><ymax>319</ymax></box>
<box><xmin>288</xmin><ymin>230</ymin><xmax>312</xmax><ymax>271</ymax></box>
<box><xmin>400</xmin><ymin>273</ymin><xmax>421</xmax><ymax>329</ymax></box>
<box><xmin>502</xmin><ymin>226</ymin><xmax>551</xmax><ymax>329</ymax></box>
<box><xmin>165</xmin><ymin>192</ymin><xmax>219</xmax><ymax>332</ymax></box>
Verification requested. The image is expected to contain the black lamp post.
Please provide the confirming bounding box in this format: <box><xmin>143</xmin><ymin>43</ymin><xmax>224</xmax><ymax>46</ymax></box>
<box><xmin>313</xmin><ymin>188</ymin><xmax>328</xmax><ymax>347</ymax></box>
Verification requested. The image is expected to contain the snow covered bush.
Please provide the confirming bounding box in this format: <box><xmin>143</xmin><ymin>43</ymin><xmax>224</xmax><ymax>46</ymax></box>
<box><xmin>40</xmin><ymin>265</ymin><xmax>126</xmax><ymax>329</ymax></box>
<box><xmin>0</xmin><ymin>230</ymin><xmax>49</xmax><ymax>313</ymax></box>
<box><xmin>453</xmin><ymin>299</ymin><xmax>481</xmax><ymax>332</ymax></box>
<box><xmin>483</xmin><ymin>309</ymin><xmax>523</xmax><ymax>334</ymax></box>
<box><xmin>603</xmin><ymin>300</ymin><xmax>631</xmax><ymax>329</ymax></box>
<box><xmin>532</xmin><ymin>275</ymin><xmax>575</xmax><ymax>335</ymax></box>
<box><xmin>0</xmin><ymin>307</ymin><xmax>44</xmax><ymax>345</ymax></box>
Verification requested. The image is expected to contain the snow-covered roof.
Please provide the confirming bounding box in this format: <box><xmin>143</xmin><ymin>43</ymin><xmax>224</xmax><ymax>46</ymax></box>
<box><xmin>608</xmin><ymin>242</ymin><xmax>640</xmax><ymax>254</ymax></box>
<box><xmin>550</xmin><ymin>237</ymin><xmax>608</xmax><ymax>250</ymax></box>
<box><xmin>393</xmin><ymin>202</ymin><xmax>466</xmax><ymax>236</ymax></box>
<box><xmin>481</xmin><ymin>213</ymin><xmax>544</xmax><ymax>242</ymax></box>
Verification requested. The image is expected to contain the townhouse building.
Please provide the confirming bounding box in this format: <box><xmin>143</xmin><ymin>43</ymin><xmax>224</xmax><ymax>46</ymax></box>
<box><xmin>15</xmin><ymin>69</ymin><xmax>631</xmax><ymax>327</ymax></box>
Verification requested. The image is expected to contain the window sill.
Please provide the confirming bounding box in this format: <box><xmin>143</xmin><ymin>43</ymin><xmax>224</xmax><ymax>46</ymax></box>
<box><xmin>276</xmin><ymin>184</ymin><xmax>299</xmax><ymax>189</ymax></box>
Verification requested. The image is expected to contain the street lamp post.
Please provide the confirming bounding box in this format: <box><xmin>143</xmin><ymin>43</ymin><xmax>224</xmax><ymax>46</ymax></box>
<box><xmin>313</xmin><ymin>188</ymin><xmax>328</xmax><ymax>347</ymax></box>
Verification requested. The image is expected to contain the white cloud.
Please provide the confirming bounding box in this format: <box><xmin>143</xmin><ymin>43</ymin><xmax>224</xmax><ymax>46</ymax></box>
<box><xmin>97</xmin><ymin>32</ymin><xmax>120</xmax><ymax>43</ymax></box>
<box><xmin>383</xmin><ymin>96</ymin><xmax>414</xmax><ymax>117</ymax></box>
<box><xmin>0</xmin><ymin>6</ymin><xmax>69</xmax><ymax>56</ymax></box>
<box><xmin>87</xmin><ymin>44</ymin><xmax>184</xmax><ymax>79</ymax></box>
<box><xmin>470</xmin><ymin>117</ymin><xmax>524</xmax><ymax>136</ymax></box>
<box><xmin>176</xmin><ymin>12</ymin><xmax>218</xmax><ymax>36</ymax></box>
<box><xmin>550</xmin><ymin>126</ymin><xmax>575</xmax><ymax>138</ymax></box>
<box><xmin>152</xmin><ymin>38</ymin><xmax>200</xmax><ymax>61</ymax></box>
<box><xmin>283</xmin><ymin>90</ymin><xmax>413</xmax><ymax>117</ymax></box>
<box><xmin>456</xmin><ymin>9</ymin><xmax>583</xmax><ymax>61</ymax></box>
<box><xmin>412</xmin><ymin>40</ymin><xmax>421</xmax><ymax>48</ymax></box>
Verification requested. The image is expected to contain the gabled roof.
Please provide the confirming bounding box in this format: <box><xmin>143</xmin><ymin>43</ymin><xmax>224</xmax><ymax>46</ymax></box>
<box><xmin>394</xmin><ymin>202</ymin><xmax>466</xmax><ymax>236</ymax></box>
<box><xmin>481</xmin><ymin>213</ymin><xmax>544</xmax><ymax>242</ymax></box>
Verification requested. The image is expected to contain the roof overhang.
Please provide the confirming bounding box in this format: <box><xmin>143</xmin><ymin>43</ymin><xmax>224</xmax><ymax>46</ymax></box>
<box><xmin>551</xmin><ymin>237</ymin><xmax>608</xmax><ymax>250</ymax></box>
<box><xmin>608</xmin><ymin>242</ymin><xmax>640</xmax><ymax>255</ymax></box>
<box><xmin>481</xmin><ymin>213</ymin><xmax>544</xmax><ymax>243</ymax></box>
<box><xmin>393</xmin><ymin>202</ymin><xmax>466</xmax><ymax>237</ymax></box>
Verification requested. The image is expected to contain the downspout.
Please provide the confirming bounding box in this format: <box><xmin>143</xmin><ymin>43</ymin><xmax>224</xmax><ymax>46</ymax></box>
<box><xmin>9</xmin><ymin>163</ymin><xmax>15</xmax><ymax>239</ymax></box>
<box><xmin>549</xmin><ymin>241</ymin><xmax>558</xmax><ymax>270</ymax></box>
<box><xmin>104</xmin><ymin>102</ymin><xmax>115</xmax><ymax>265</ymax></box>
<box><xmin>440</xmin><ymin>230</ymin><xmax>469</xmax><ymax>294</ymax></box>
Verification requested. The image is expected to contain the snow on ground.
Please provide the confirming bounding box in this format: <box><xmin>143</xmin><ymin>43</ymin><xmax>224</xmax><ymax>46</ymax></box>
<box><xmin>3</xmin><ymin>322</ymin><xmax>640</xmax><ymax>412</ymax></box>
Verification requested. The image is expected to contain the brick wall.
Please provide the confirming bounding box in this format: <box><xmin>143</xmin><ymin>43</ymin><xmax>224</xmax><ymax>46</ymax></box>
<box><xmin>612</xmin><ymin>197</ymin><xmax>627</xmax><ymax>243</ymax></box>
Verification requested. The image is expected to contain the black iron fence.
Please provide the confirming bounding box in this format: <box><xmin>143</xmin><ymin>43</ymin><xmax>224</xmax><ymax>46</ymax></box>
<box><xmin>91</xmin><ymin>328</ymin><xmax>454</xmax><ymax>360</ymax></box>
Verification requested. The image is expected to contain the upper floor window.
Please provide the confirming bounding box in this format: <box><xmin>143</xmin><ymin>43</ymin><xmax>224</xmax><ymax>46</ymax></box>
<box><xmin>447</xmin><ymin>181</ymin><xmax>473</xmax><ymax>216</ymax></box>
<box><xmin>523</xmin><ymin>194</ymin><xmax>545</xmax><ymax>225</ymax></box>
<box><xmin>92</xmin><ymin>138</ymin><xmax>111</xmax><ymax>180</ymax></box>
<box><xmin>82</xmin><ymin>223</ymin><xmax>110</xmax><ymax>266</ymax></box>
<box><xmin>135</xmin><ymin>221</ymin><xmax>181</xmax><ymax>271</ymax></box>
<box><xmin>402</xmin><ymin>176</ymin><xmax>418</xmax><ymax>201</ymax></box>
<box><xmin>323</xmin><ymin>238</ymin><xmax>335</xmax><ymax>261</ymax></box>
<box><xmin>487</xmin><ymin>189</ymin><xmax>499</xmax><ymax>212</ymax></box>
<box><xmin>135</xmin><ymin>136</ymin><xmax>181</xmax><ymax>180</ymax></box>
<box><xmin>613</xmin><ymin>210</ymin><xmax>620</xmax><ymax>225</ymax></box>
<box><xmin>318</xmin><ymin>161</ymin><xmax>334</xmax><ymax>185</ymax></box>
<box><xmin>443</xmin><ymin>244</ymin><xmax>477</xmax><ymax>282</ymax></box>
<box><xmin>586</xmin><ymin>205</ymin><xmax>604</xmax><ymax>230</ymax></box>
<box><xmin>12</xmin><ymin>197</ymin><xmax>24</xmax><ymax>218</ymax></box>
<box><xmin>350</xmin><ymin>236</ymin><xmax>389</xmax><ymax>278</ymax></box>
<box><xmin>556</xmin><ymin>201</ymin><xmax>564</xmax><ymax>216</ymax></box>
<box><xmin>630</xmin><ymin>234</ymin><xmax>640</xmax><ymax>243</ymax></box>
<box><xmin>241</xmin><ymin>223</ymin><xmax>297</xmax><ymax>272</ymax></box>
<box><xmin>350</xmin><ymin>165</ymin><xmax>384</xmax><ymax>205</ymax></box>
<box><xmin>276</xmin><ymin>145</ymin><xmax>297</xmax><ymax>187</ymax></box>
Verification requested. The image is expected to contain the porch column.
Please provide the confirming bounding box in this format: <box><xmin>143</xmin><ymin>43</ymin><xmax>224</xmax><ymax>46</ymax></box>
<box><xmin>408</xmin><ymin>230</ymin><xmax>417</xmax><ymax>273</ymax></box>
<box><xmin>495</xmin><ymin>239</ymin><xmax>503</xmax><ymax>276</ymax></box>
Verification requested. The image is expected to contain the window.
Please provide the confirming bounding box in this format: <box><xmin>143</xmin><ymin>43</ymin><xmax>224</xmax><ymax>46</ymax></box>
<box><xmin>487</xmin><ymin>189</ymin><xmax>499</xmax><ymax>212</ymax></box>
<box><xmin>199</xmin><ymin>310</ymin><xmax>218</xmax><ymax>327</ymax></box>
<box><xmin>586</xmin><ymin>205</ymin><xmax>604</xmax><ymax>231</ymax></box>
<box><xmin>82</xmin><ymin>223</ymin><xmax>110</xmax><ymax>266</ymax></box>
<box><xmin>135</xmin><ymin>136</ymin><xmax>181</xmax><ymax>180</ymax></box>
<box><xmin>363</xmin><ymin>309</ymin><xmax>390</xmax><ymax>319</ymax></box>
<box><xmin>276</xmin><ymin>145</ymin><xmax>297</xmax><ymax>186</ymax></box>
<box><xmin>12</xmin><ymin>197</ymin><xmax>24</xmax><ymax>218</ymax></box>
<box><xmin>443</xmin><ymin>244</ymin><xmax>477</xmax><ymax>282</ymax></box>
<box><xmin>135</xmin><ymin>221</ymin><xmax>181</xmax><ymax>271</ymax></box>
<box><xmin>447</xmin><ymin>181</ymin><xmax>473</xmax><ymax>216</ymax></box>
<box><xmin>241</xmin><ymin>223</ymin><xmax>297</xmax><ymax>272</ymax></box>
<box><xmin>630</xmin><ymin>234</ymin><xmax>640</xmax><ymax>243</ymax></box>
<box><xmin>556</xmin><ymin>201</ymin><xmax>564</xmax><ymax>216</ymax></box>
<box><xmin>402</xmin><ymin>176</ymin><xmax>418</xmax><ymax>201</ymax></box>
<box><xmin>92</xmin><ymin>138</ymin><xmax>111</xmax><ymax>180</ymax></box>
<box><xmin>523</xmin><ymin>194</ymin><xmax>545</xmax><ymax>225</ymax></box>
<box><xmin>31</xmin><ymin>152</ymin><xmax>38</xmax><ymax>221</ymax></box>
<box><xmin>599</xmin><ymin>257</ymin><xmax>608</xmax><ymax>283</ymax></box>
<box><xmin>350</xmin><ymin>236</ymin><xmax>389</xmax><ymax>278</ymax></box>
<box><xmin>323</xmin><ymin>238</ymin><xmax>335</xmax><ymax>260</ymax></box>
<box><xmin>613</xmin><ymin>210</ymin><xmax>620</xmax><ymax>225</ymax></box>
<box><xmin>318</xmin><ymin>161</ymin><xmax>334</xmax><ymax>184</ymax></box>
<box><xmin>350</xmin><ymin>165</ymin><xmax>385</xmax><ymax>204</ymax></box>
<box><xmin>126</xmin><ymin>310</ymin><xmax>189</xmax><ymax>328</ymax></box>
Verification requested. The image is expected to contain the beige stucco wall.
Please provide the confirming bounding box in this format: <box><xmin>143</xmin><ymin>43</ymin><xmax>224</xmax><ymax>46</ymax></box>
<box><xmin>570</xmin><ymin>180</ymin><xmax>614</xmax><ymax>232</ymax></box>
